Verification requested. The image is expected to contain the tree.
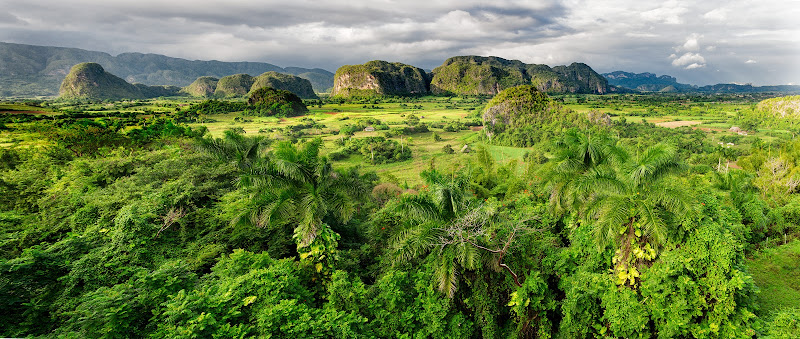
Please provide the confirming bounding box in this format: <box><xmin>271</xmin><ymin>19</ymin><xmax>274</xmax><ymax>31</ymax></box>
<box><xmin>384</xmin><ymin>169</ymin><xmax>529</xmax><ymax>297</ymax></box>
<box><xmin>544</xmin><ymin>130</ymin><xmax>692</xmax><ymax>286</ymax></box>
<box><xmin>199</xmin><ymin>135</ymin><xmax>369</xmax><ymax>274</ymax></box>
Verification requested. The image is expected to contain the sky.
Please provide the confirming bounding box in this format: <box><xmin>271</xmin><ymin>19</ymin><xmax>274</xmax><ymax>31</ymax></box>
<box><xmin>1</xmin><ymin>0</ymin><xmax>799</xmax><ymax>86</ymax></box>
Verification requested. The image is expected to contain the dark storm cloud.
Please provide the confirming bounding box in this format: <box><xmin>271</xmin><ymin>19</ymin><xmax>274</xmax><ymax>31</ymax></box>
<box><xmin>1</xmin><ymin>0</ymin><xmax>797</xmax><ymax>85</ymax></box>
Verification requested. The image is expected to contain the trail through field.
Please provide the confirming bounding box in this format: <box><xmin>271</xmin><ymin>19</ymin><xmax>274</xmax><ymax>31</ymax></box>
<box><xmin>656</xmin><ymin>120</ymin><xmax>703</xmax><ymax>128</ymax></box>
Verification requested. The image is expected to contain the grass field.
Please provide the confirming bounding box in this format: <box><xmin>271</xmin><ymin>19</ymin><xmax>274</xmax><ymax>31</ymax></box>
<box><xmin>0</xmin><ymin>95</ymin><xmax>781</xmax><ymax>185</ymax></box>
<box><xmin>747</xmin><ymin>240</ymin><xmax>800</xmax><ymax>316</ymax></box>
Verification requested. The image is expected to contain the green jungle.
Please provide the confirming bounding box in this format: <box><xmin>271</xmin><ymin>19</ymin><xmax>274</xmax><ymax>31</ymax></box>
<box><xmin>2</xmin><ymin>89</ymin><xmax>800</xmax><ymax>338</ymax></box>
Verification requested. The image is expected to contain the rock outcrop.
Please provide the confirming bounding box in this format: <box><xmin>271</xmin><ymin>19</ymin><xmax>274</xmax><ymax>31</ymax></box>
<box><xmin>331</xmin><ymin>60</ymin><xmax>430</xmax><ymax>97</ymax></box>
<box><xmin>431</xmin><ymin>56</ymin><xmax>609</xmax><ymax>95</ymax></box>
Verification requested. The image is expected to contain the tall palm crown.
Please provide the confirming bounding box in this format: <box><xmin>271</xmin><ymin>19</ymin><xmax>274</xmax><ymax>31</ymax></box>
<box><xmin>384</xmin><ymin>170</ymin><xmax>491</xmax><ymax>298</ymax></box>
<box><xmin>544</xmin><ymin>130</ymin><xmax>691</xmax><ymax>285</ymax></box>
<box><xmin>199</xmin><ymin>134</ymin><xmax>368</xmax><ymax>248</ymax></box>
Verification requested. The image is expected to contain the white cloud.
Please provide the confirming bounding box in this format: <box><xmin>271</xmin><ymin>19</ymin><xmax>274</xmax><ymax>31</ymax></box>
<box><xmin>672</xmin><ymin>52</ymin><xmax>706</xmax><ymax>69</ymax></box>
<box><xmin>745</xmin><ymin>59</ymin><xmax>757</xmax><ymax>64</ymax></box>
<box><xmin>682</xmin><ymin>35</ymin><xmax>701</xmax><ymax>51</ymax></box>
<box><xmin>640</xmin><ymin>1</ymin><xmax>688</xmax><ymax>24</ymax></box>
<box><xmin>703</xmin><ymin>8</ymin><xmax>728</xmax><ymax>21</ymax></box>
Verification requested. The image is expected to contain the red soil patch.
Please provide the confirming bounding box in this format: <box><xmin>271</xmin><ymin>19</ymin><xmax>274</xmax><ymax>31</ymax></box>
<box><xmin>324</xmin><ymin>112</ymin><xmax>341</xmax><ymax>115</ymax></box>
<box><xmin>470</xmin><ymin>126</ymin><xmax>484</xmax><ymax>131</ymax></box>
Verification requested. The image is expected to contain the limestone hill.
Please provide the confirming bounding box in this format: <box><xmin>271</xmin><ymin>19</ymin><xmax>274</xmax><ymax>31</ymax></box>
<box><xmin>331</xmin><ymin>60</ymin><xmax>430</xmax><ymax>97</ymax></box>
<box><xmin>0</xmin><ymin>42</ymin><xmax>334</xmax><ymax>97</ymax></box>
<box><xmin>431</xmin><ymin>56</ymin><xmax>609</xmax><ymax>95</ymax></box>
<box><xmin>250</xmin><ymin>72</ymin><xmax>318</xmax><ymax>99</ymax></box>
<box><xmin>58</xmin><ymin>63</ymin><xmax>181</xmax><ymax>100</ymax></box>
<box><xmin>214</xmin><ymin>74</ymin><xmax>255</xmax><ymax>97</ymax></box>
<box><xmin>481</xmin><ymin>85</ymin><xmax>583</xmax><ymax>146</ymax></box>
<box><xmin>182</xmin><ymin>76</ymin><xmax>219</xmax><ymax>97</ymax></box>
<box><xmin>757</xmin><ymin>95</ymin><xmax>800</xmax><ymax>119</ymax></box>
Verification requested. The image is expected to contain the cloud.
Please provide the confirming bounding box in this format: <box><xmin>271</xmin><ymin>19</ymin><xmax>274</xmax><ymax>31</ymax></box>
<box><xmin>703</xmin><ymin>8</ymin><xmax>728</xmax><ymax>21</ymax></box>
<box><xmin>0</xmin><ymin>0</ymin><xmax>797</xmax><ymax>85</ymax></box>
<box><xmin>745</xmin><ymin>59</ymin><xmax>757</xmax><ymax>64</ymax></box>
<box><xmin>672</xmin><ymin>52</ymin><xmax>706</xmax><ymax>69</ymax></box>
<box><xmin>682</xmin><ymin>35</ymin><xmax>701</xmax><ymax>52</ymax></box>
<box><xmin>640</xmin><ymin>1</ymin><xmax>688</xmax><ymax>24</ymax></box>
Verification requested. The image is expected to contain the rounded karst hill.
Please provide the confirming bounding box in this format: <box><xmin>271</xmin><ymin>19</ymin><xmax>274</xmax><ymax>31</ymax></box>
<box><xmin>59</xmin><ymin>62</ymin><xmax>144</xmax><ymax>100</ymax></box>
<box><xmin>482</xmin><ymin>85</ymin><xmax>582</xmax><ymax>146</ymax></box>
<box><xmin>331</xmin><ymin>60</ymin><xmax>430</xmax><ymax>97</ymax></box>
<box><xmin>214</xmin><ymin>74</ymin><xmax>255</xmax><ymax>97</ymax></box>
<box><xmin>183</xmin><ymin>76</ymin><xmax>219</xmax><ymax>97</ymax></box>
<box><xmin>757</xmin><ymin>95</ymin><xmax>800</xmax><ymax>119</ymax></box>
<box><xmin>250</xmin><ymin>71</ymin><xmax>318</xmax><ymax>99</ymax></box>
<box><xmin>248</xmin><ymin>87</ymin><xmax>308</xmax><ymax>117</ymax></box>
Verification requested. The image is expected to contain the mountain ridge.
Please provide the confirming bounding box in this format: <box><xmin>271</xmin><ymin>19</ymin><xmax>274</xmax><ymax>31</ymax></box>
<box><xmin>0</xmin><ymin>41</ymin><xmax>334</xmax><ymax>96</ymax></box>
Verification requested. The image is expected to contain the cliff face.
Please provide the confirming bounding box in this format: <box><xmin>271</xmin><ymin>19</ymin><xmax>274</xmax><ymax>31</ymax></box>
<box><xmin>431</xmin><ymin>56</ymin><xmax>609</xmax><ymax>95</ymax></box>
<box><xmin>331</xmin><ymin>60</ymin><xmax>430</xmax><ymax>97</ymax></box>
<box><xmin>250</xmin><ymin>71</ymin><xmax>318</xmax><ymax>99</ymax></box>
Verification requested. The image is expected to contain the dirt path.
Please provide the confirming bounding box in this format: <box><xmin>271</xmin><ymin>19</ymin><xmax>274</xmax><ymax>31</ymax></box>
<box><xmin>656</xmin><ymin>120</ymin><xmax>703</xmax><ymax>128</ymax></box>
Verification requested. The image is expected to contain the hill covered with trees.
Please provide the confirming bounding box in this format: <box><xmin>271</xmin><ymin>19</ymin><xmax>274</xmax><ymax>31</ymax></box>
<box><xmin>59</xmin><ymin>63</ymin><xmax>182</xmax><ymax>100</ymax></box>
<box><xmin>331</xmin><ymin>60</ymin><xmax>430</xmax><ymax>98</ymax></box>
<box><xmin>431</xmin><ymin>56</ymin><xmax>610</xmax><ymax>95</ymax></box>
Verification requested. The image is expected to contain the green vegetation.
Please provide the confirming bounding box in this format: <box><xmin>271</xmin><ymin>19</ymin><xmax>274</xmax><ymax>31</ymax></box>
<box><xmin>1</xmin><ymin>91</ymin><xmax>800</xmax><ymax>337</ymax></box>
<box><xmin>247</xmin><ymin>87</ymin><xmax>308</xmax><ymax>117</ymax></box>
<box><xmin>0</xmin><ymin>42</ymin><xmax>335</xmax><ymax>97</ymax></box>
<box><xmin>250</xmin><ymin>71</ymin><xmax>318</xmax><ymax>99</ymax></box>
<box><xmin>430</xmin><ymin>56</ymin><xmax>609</xmax><ymax>95</ymax></box>
<box><xmin>482</xmin><ymin>85</ymin><xmax>584</xmax><ymax>146</ymax></box>
<box><xmin>59</xmin><ymin>63</ymin><xmax>182</xmax><ymax>100</ymax></box>
<box><xmin>331</xmin><ymin>60</ymin><xmax>430</xmax><ymax>98</ymax></box>
<box><xmin>214</xmin><ymin>74</ymin><xmax>255</xmax><ymax>97</ymax></box>
<box><xmin>182</xmin><ymin>76</ymin><xmax>219</xmax><ymax>97</ymax></box>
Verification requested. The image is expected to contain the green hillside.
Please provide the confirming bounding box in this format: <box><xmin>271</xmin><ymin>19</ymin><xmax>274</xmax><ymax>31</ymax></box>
<box><xmin>331</xmin><ymin>60</ymin><xmax>430</xmax><ymax>97</ymax></box>
<box><xmin>431</xmin><ymin>56</ymin><xmax>609</xmax><ymax>95</ymax></box>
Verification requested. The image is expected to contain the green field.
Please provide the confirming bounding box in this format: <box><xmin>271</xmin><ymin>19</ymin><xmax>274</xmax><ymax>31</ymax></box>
<box><xmin>748</xmin><ymin>240</ymin><xmax>800</xmax><ymax>315</ymax></box>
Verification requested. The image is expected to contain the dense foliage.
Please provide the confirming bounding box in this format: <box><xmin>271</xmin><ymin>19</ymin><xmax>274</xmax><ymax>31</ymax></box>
<box><xmin>247</xmin><ymin>87</ymin><xmax>308</xmax><ymax>117</ymax></box>
<box><xmin>1</xmin><ymin>93</ymin><xmax>799</xmax><ymax>338</ymax></box>
<box><xmin>482</xmin><ymin>85</ymin><xmax>586</xmax><ymax>146</ymax></box>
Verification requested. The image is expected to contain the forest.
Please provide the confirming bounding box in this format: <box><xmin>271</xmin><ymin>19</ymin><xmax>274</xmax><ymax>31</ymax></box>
<box><xmin>1</xmin><ymin>90</ymin><xmax>799</xmax><ymax>338</ymax></box>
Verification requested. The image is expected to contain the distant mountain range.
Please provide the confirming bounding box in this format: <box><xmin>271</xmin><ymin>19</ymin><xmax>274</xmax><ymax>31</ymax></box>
<box><xmin>0</xmin><ymin>42</ymin><xmax>334</xmax><ymax>97</ymax></box>
<box><xmin>602</xmin><ymin>71</ymin><xmax>800</xmax><ymax>94</ymax></box>
<box><xmin>2</xmin><ymin>41</ymin><xmax>798</xmax><ymax>98</ymax></box>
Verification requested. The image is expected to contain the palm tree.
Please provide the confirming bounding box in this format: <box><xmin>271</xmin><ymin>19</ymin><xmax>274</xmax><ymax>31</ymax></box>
<box><xmin>544</xmin><ymin>130</ymin><xmax>691</xmax><ymax>285</ymax></box>
<box><xmin>542</xmin><ymin>129</ymin><xmax>626</xmax><ymax>216</ymax></box>
<box><xmin>199</xmin><ymin>135</ymin><xmax>369</xmax><ymax>261</ymax></box>
<box><xmin>196</xmin><ymin>129</ymin><xmax>269</xmax><ymax>172</ymax></box>
<box><xmin>238</xmin><ymin>139</ymin><xmax>369</xmax><ymax>247</ymax></box>
<box><xmin>383</xmin><ymin>170</ymin><xmax>529</xmax><ymax>297</ymax></box>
